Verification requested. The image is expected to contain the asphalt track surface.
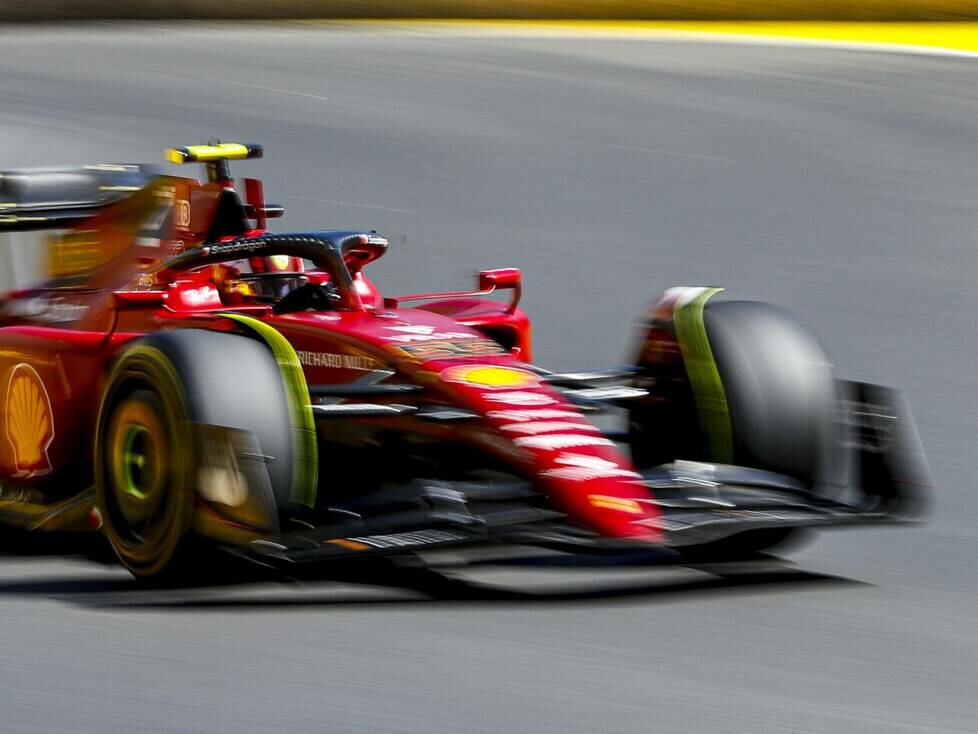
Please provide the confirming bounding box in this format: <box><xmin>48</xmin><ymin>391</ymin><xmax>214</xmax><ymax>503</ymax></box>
<box><xmin>0</xmin><ymin>24</ymin><xmax>976</xmax><ymax>733</ymax></box>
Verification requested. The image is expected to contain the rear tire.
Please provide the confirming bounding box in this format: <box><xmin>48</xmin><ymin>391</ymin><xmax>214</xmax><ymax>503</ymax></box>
<box><xmin>99</xmin><ymin>390</ymin><xmax>196</xmax><ymax>578</ymax></box>
<box><xmin>96</xmin><ymin>361</ymin><xmax>195</xmax><ymax>579</ymax></box>
<box><xmin>95</xmin><ymin>329</ymin><xmax>295</xmax><ymax>580</ymax></box>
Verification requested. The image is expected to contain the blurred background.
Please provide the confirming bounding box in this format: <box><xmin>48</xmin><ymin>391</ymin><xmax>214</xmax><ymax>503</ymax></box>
<box><xmin>2</xmin><ymin>0</ymin><xmax>978</xmax><ymax>20</ymax></box>
<box><xmin>0</xmin><ymin>3</ymin><xmax>976</xmax><ymax>733</ymax></box>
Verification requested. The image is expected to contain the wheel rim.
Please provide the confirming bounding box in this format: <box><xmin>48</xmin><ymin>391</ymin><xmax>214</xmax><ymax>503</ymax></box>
<box><xmin>105</xmin><ymin>395</ymin><xmax>173</xmax><ymax>545</ymax></box>
<box><xmin>121</xmin><ymin>424</ymin><xmax>152</xmax><ymax>500</ymax></box>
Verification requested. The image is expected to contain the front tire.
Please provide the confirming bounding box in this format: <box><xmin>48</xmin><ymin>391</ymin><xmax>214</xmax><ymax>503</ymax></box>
<box><xmin>631</xmin><ymin>298</ymin><xmax>838</xmax><ymax>487</ymax></box>
<box><xmin>704</xmin><ymin>300</ymin><xmax>837</xmax><ymax>488</ymax></box>
<box><xmin>629</xmin><ymin>296</ymin><xmax>840</xmax><ymax>558</ymax></box>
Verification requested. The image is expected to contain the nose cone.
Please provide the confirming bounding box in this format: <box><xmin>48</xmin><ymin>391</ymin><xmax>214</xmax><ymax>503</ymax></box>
<box><xmin>436</xmin><ymin>362</ymin><xmax>663</xmax><ymax>542</ymax></box>
<box><xmin>505</xmin><ymin>428</ymin><xmax>662</xmax><ymax>542</ymax></box>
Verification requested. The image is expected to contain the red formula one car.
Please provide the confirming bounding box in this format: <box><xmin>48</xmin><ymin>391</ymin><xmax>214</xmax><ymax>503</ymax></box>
<box><xmin>0</xmin><ymin>143</ymin><xmax>930</xmax><ymax>579</ymax></box>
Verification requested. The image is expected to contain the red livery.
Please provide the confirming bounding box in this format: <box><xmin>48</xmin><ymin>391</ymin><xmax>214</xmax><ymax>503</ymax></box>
<box><xmin>0</xmin><ymin>144</ymin><xmax>929</xmax><ymax>579</ymax></box>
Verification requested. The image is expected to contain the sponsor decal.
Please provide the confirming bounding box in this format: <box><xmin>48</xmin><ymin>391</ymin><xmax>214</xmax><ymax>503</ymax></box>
<box><xmin>180</xmin><ymin>285</ymin><xmax>220</xmax><ymax>307</ymax></box>
<box><xmin>175</xmin><ymin>199</ymin><xmax>191</xmax><ymax>228</ymax></box>
<box><xmin>484</xmin><ymin>391</ymin><xmax>557</xmax><ymax>407</ymax></box>
<box><xmin>587</xmin><ymin>495</ymin><xmax>645</xmax><ymax>514</ymax></box>
<box><xmin>501</xmin><ymin>420</ymin><xmax>593</xmax><ymax>435</ymax></box>
<box><xmin>488</xmin><ymin>409</ymin><xmax>582</xmax><ymax>422</ymax></box>
<box><xmin>392</xmin><ymin>339</ymin><xmax>505</xmax><ymax>362</ymax></box>
<box><xmin>4</xmin><ymin>364</ymin><xmax>54</xmax><ymax>477</ymax></box>
<box><xmin>513</xmin><ymin>434</ymin><xmax>614</xmax><ymax>450</ymax></box>
<box><xmin>440</xmin><ymin>364</ymin><xmax>539</xmax><ymax>390</ymax></box>
<box><xmin>382</xmin><ymin>325</ymin><xmax>480</xmax><ymax>344</ymax></box>
<box><xmin>296</xmin><ymin>351</ymin><xmax>380</xmax><ymax>371</ymax></box>
<box><xmin>201</xmin><ymin>239</ymin><xmax>271</xmax><ymax>257</ymax></box>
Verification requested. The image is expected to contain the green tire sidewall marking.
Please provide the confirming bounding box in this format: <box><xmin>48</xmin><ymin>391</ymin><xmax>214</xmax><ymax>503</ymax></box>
<box><xmin>672</xmin><ymin>287</ymin><xmax>733</xmax><ymax>464</ymax></box>
<box><xmin>219</xmin><ymin>314</ymin><xmax>319</xmax><ymax>508</ymax></box>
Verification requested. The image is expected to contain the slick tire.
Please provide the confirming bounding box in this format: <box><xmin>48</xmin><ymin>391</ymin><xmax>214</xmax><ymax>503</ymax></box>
<box><xmin>703</xmin><ymin>300</ymin><xmax>837</xmax><ymax>488</ymax></box>
<box><xmin>95</xmin><ymin>329</ymin><xmax>294</xmax><ymax>580</ymax></box>
<box><xmin>631</xmin><ymin>300</ymin><xmax>837</xmax><ymax>489</ymax></box>
<box><xmin>631</xmin><ymin>299</ymin><xmax>839</xmax><ymax>558</ymax></box>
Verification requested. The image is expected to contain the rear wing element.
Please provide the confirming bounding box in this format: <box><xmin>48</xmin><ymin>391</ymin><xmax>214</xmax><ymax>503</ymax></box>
<box><xmin>0</xmin><ymin>164</ymin><xmax>155</xmax><ymax>232</ymax></box>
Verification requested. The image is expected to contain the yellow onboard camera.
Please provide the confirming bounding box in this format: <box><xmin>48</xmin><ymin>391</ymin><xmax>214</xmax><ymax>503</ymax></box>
<box><xmin>165</xmin><ymin>143</ymin><xmax>263</xmax><ymax>165</ymax></box>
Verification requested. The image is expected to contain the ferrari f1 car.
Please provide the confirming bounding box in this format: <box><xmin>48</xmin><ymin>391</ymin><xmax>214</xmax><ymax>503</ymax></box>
<box><xmin>0</xmin><ymin>143</ymin><xmax>930</xmax><ymax>579</ymax></box>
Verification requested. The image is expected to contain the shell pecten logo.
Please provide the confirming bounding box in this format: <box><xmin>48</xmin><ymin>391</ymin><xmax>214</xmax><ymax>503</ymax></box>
<box><xmin>440</xmin><ymin>364</ymin><xmax>539</xmax><ymax>390</ymax></box>
<box><xmin>4</xmin><ymin>364</ymin><xmax>54</xmax><ymax>477</ymax></box>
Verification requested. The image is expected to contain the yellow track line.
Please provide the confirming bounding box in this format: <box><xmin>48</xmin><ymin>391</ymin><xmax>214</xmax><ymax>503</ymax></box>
<box><xmin>617</xmin><ymin>21</ymin><xmax>978</xmax><ymax>52</ymax></box>
<box><xmin>326</xmin><ymin>20</ymin><xmax>978</xmax><ymax>55</ymax></box>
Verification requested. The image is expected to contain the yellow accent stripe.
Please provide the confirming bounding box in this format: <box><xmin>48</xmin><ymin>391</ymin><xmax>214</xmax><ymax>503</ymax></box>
<box><xmin>219</xmin><ymin>314</ymin><xmax>319</xmax><ymax>507</ymax></box>
<box><xmin>673</xmin><ymin>288</ymin><xmax>733</xmax><ymax>464</ymax></box>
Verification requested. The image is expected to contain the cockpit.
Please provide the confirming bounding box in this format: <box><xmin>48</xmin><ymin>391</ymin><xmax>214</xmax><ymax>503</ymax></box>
<box><xmin>160</xmin><ymin>231</ymin><xmax>387</xmax><ymax>314</ymax></box>
<box><xmin>212</xmin><ymin>256</ymin><xmax>343</xmax><ymax>313</ymax></box>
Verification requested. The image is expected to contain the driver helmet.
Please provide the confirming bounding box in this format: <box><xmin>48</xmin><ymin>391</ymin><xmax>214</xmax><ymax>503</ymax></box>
<box><xmin>249</xmin><ymin>254</ymin><xmax>304</xmax><ymax>275</ymax></box>
<box><xmin>247</xmin><ymin>254</ymin><xmax>306</xmax><ymax>298</ymax></box>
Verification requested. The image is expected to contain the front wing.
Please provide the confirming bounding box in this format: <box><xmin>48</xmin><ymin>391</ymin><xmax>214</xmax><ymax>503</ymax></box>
<box><xmin>231</xmin><ymin>380</ymin><xmax>928</xmax><ymax>568</ymax></box>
